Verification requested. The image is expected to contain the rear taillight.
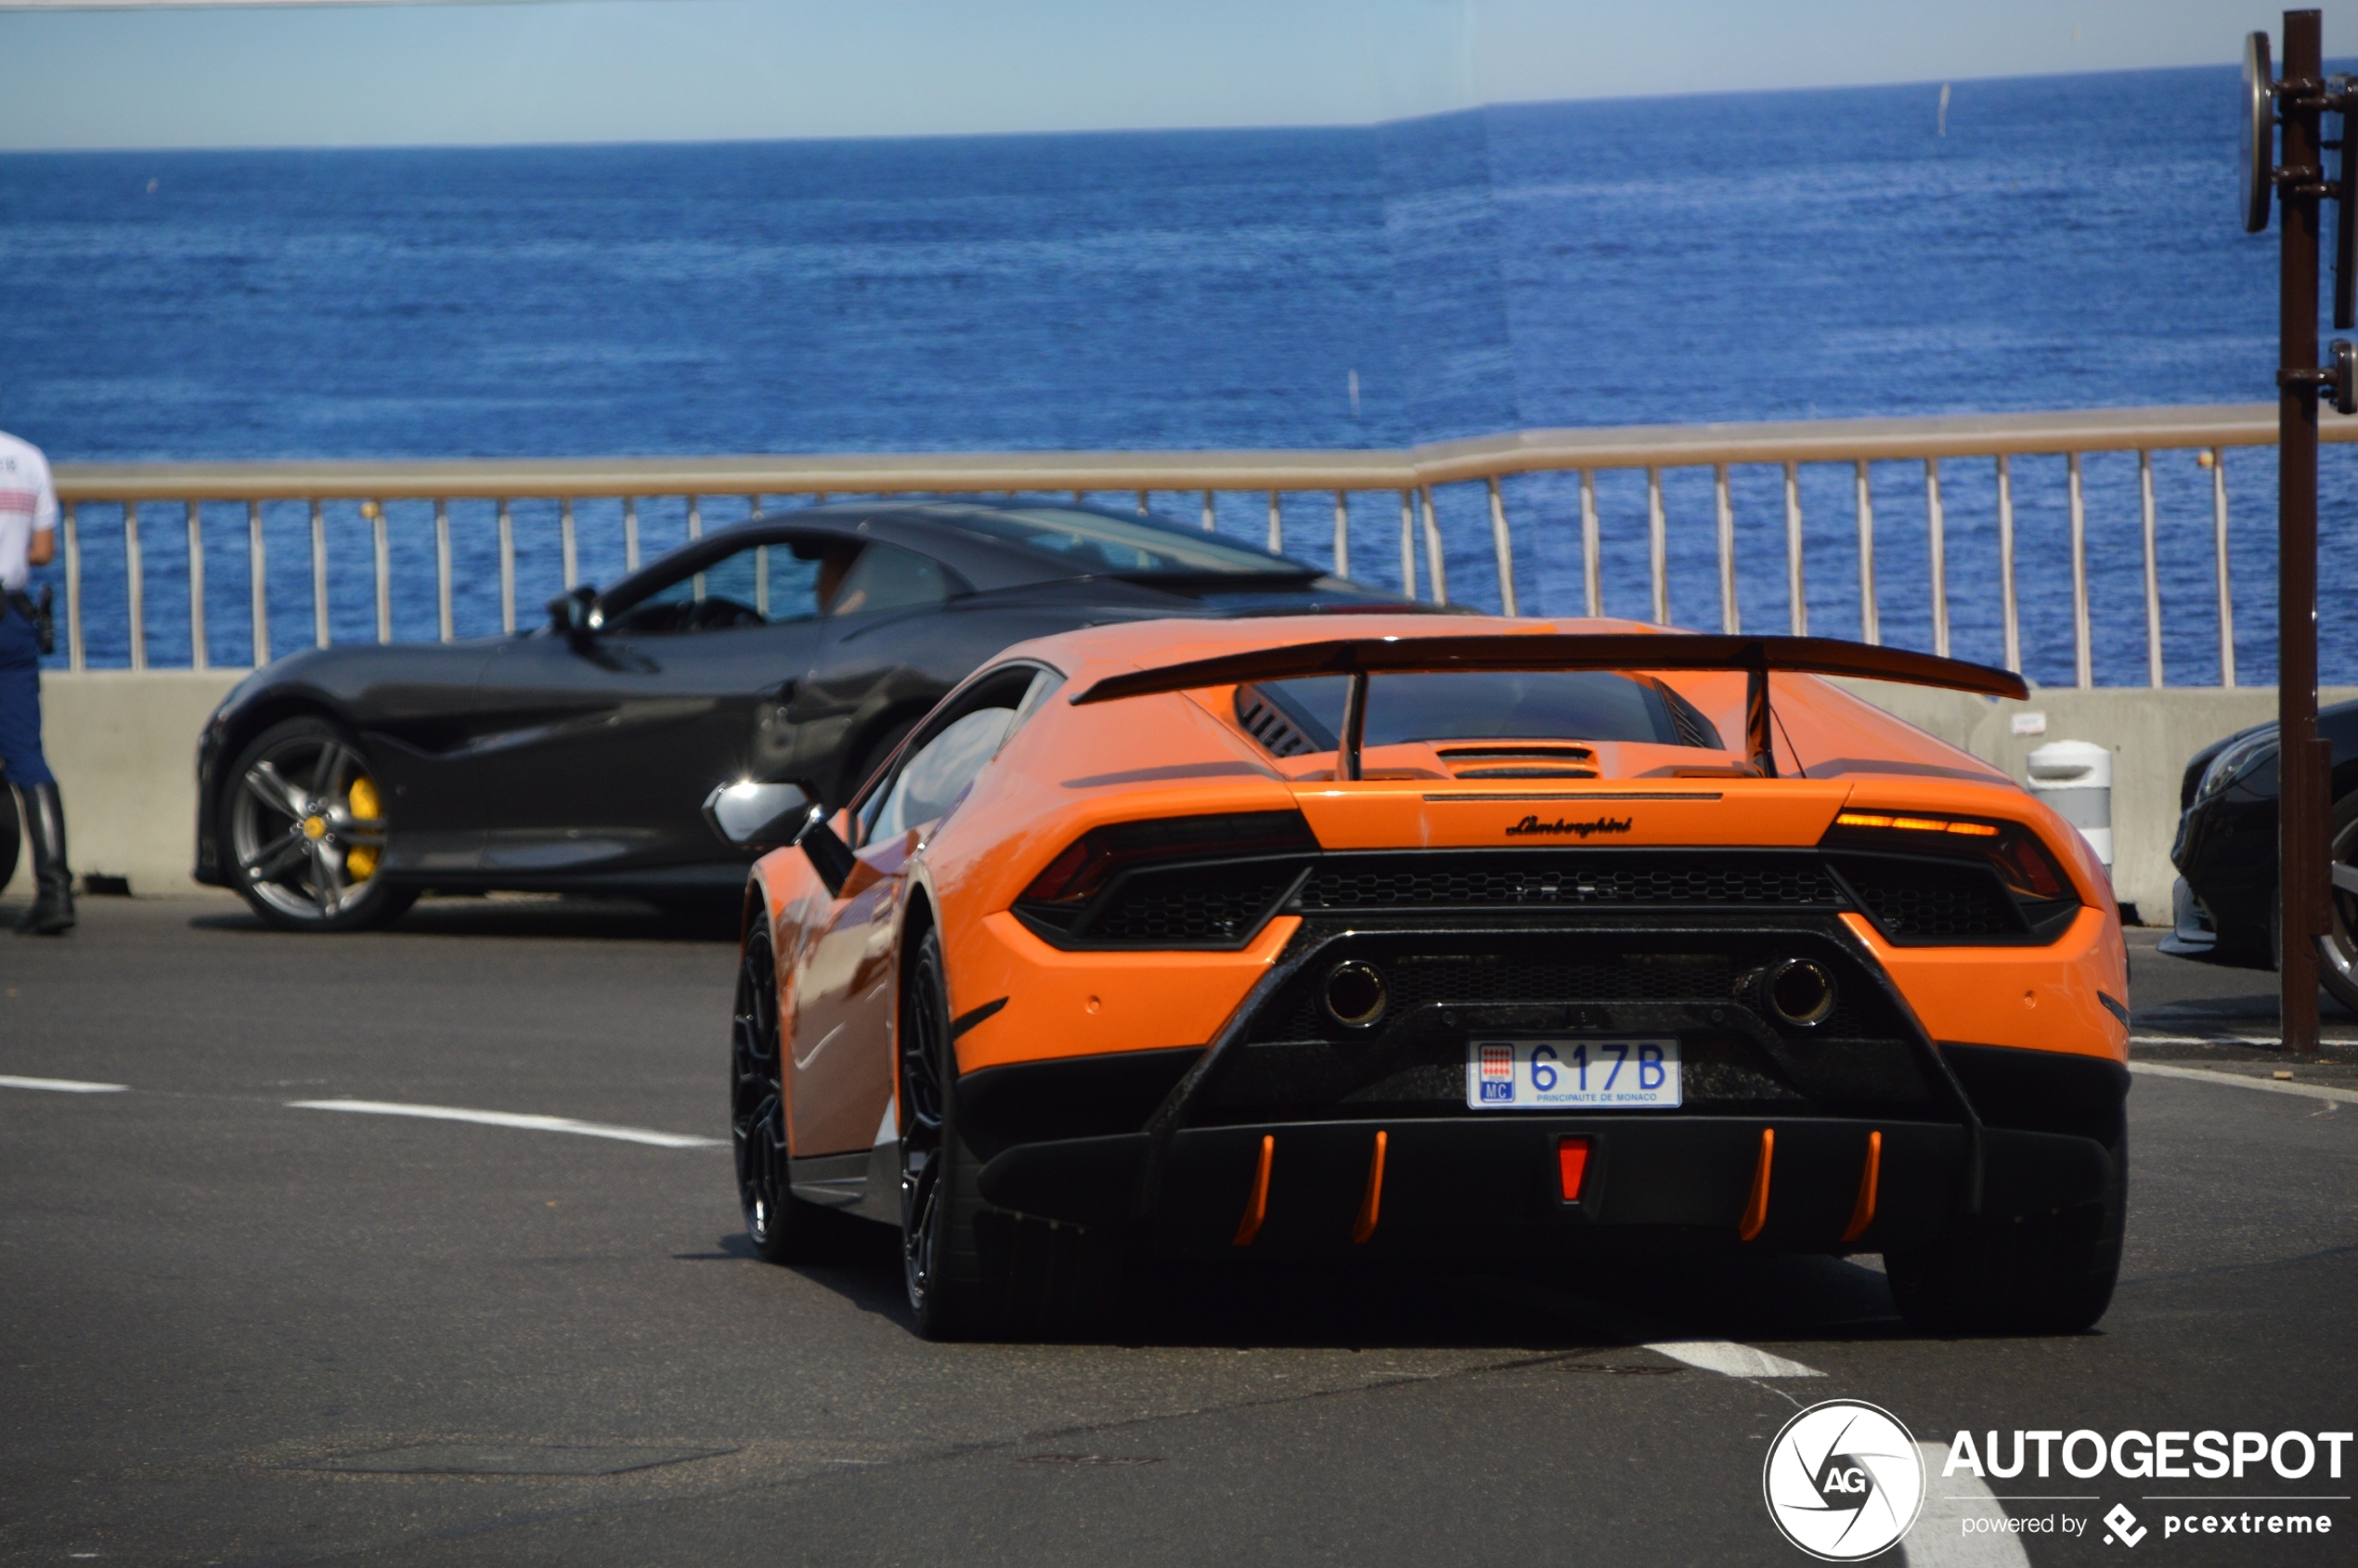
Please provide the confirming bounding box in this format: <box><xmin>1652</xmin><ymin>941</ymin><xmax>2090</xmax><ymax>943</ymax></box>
<box><xmin>1824</xmin><ymin>810</ymin><xmax>2070</xmax><ymax>901</ymax></box>
<box><xmin>1821</xmin><ymin>809</ymin><xmax>2080</xmax><ymax>943</ymax></box>
<box><xmin>1020</xmin><ymin>810</ymin><xmax>1318</xmax><ymax>905</ymax></box>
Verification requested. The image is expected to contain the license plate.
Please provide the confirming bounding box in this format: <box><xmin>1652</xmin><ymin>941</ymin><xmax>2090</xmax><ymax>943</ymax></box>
<box><xmin>1465</xmin><ymin>1038</ymin><xmax>1682</xmax><ymax>1109</ymax></box>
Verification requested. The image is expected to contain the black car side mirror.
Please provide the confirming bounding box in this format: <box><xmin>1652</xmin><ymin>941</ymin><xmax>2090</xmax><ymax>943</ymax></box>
<box><xmin>793</xmin><ymin>810</ymin><xmax>858</xmax><ymax>897</ymax></box>
<box><xmin>703</xmin><ymin>781</ymin><xmax>814</xmax><ymax>851</ymax></box>
<box><xmin>547</xmin><ymin>585</ymin><xmax>599</xmax><ymax>641</ymax></box>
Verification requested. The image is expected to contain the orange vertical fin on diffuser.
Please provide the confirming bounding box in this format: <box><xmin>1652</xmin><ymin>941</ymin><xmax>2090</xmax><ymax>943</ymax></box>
<box><xmin>1840</xmin><ymin>1131</ymin><xmax>1883</xmax><ymax>1244</ymax></box>
<box><xmin>1737</xmin><ymin>1128</ymin><xmax>1775</xmax><ymax>1242</ymax></box>
<box><xmin>1351</xmin><ymin>1130</ymin><xmax>1388</xmax><ymax>1244</ymax></box>
<box><xmin>1233</xmin><ymin>1134</ymin><xmax>1276</xmax><ymax>1247</ymax></box>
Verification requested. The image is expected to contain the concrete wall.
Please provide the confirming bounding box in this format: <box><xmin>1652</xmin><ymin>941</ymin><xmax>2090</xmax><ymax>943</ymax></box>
<box><xmin>1832</xmin><ymin>680</ymin><xmax>2358</xmax><ymax>923</ymax></box>
<box><xmin>3</xmin><ymin>670</ymin><xmax>245</xmax><ymax>898</ymax></box>
<box><xmin>6</xmin><ymin>669</ymin><xmax>2342</xmax><ymax>922</ymax></box>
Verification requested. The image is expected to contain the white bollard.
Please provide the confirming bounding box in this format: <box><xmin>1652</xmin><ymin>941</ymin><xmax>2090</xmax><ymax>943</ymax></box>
<box><xmin>2026</xmin><ymin>739</ymin><xmax>2114</xmax><ymax>880</ymax></box>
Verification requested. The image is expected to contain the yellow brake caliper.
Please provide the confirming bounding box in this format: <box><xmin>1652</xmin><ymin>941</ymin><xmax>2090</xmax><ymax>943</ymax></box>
<box><xmin>344</xmin><ymin>775</ymin><xmax>381</xmax><ymax>881</ymax></box>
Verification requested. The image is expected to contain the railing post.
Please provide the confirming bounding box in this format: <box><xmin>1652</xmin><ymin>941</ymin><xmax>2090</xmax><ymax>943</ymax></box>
<box><xmin>1997</xmin><ymin>455</ymin><xmax>2020</xmax><ymax>674</ymax></box>
<box><xmin>62</xmin><ymin>502</ymin><xmax>82</xmax><ymax>672</ymax></box>
<box><xmin>1266</xmin><ymin>490</ymin><xmax>1282</xmax><ymax>553</ymax></box>
<box><xmin>310</xmin><ymin>499</ymin><xmax>329</xmax><ymax>649</ymax></box>
<box><xmin>2139</xmin><ymin>449</ymin><xmax>2162</xmax><ymax>687</ymax></box>
<box><xmin>1398</xmin><ymin>491</ymin><xmax>1418</xmax><ymax>601</ymax></box>
<box><xmin>561</xmin><ymin>497</ymin><xmax>577</xmax><ymax>590</ymax></box>
<box><xmin>2067</xmin><ymin>451</ymin><xmax>2092</xmax><ymax>688</ymax></box>
<box><xmin>1782</xmin><ymin>461</ymin><xmax>1806</xmax><ymax>636</ymax></box>
<box><xmin>247</xmin><ymin>499</ymin><xmax>268</xmax><ymax>668</ymax></box>
<box><xmin>1332</xmin><ymin>490</ymin><xmax>1351</xmax><ymax>578</ymax></box>
<box><xmin>124</xmin><ymin>501</ymin><xmax>145</xmax><ymax>671</ymax></box>
<box><xmin>688</xmin><ymin>495</ymin><xmax>702</xmax><ymax>539</ymax></box>
<box><xmin>371</xmin><ymin>500</ymin><xmax>391</xmax><ymax>644</ymax></box>
<box><xmin>624</xmin><ymin>496</ymin><xmax>641</xmax><ymax>571</ymax></box>
<box><xmin>1714</xmin><ymin>464</ymin><xmax>1737</xmax><ymax>634</ymax></box>
<box><xmin>1420</xmin><ymin>486</ymin><xmax>1447</xmax><ymax>604</ymax></box>
<box><xmin>1579</xmin><ymin>470</ymin><xmax>1601</xmax><ymax>618</ymax></box>
<box><xmin>1924</xmin><ymin>458</ymin><xmax>1947</xmax><ymax>659</ymax></box>
<box><xmin>1853</xmin><ymin>460</ymin><xmax>1878</xmax><ymax>646</ymax></box>
<box><xmin>2211</xmin><ymin>448</ymin><xmax>2236</xmax><ymax>687</ymax></box>
<box><xmin>1136</xmin><ymin>489</ymin><xmax>1148</xmax><ymax>516</ymax></box>
<box><xmin>1200</xmin><ymin>491</ymin><xmax>1215</xmax><ymax>534</ymax></box>
<box><xmin>185</xmin><ymin>500</ymin><xmax>207</xmax><ymax>670</ymax></box>
<box><xmin>1646</xmin><ymin>467</ymin><xmax>1667</xmax><ymax>626</ymax></box>
<box><xmin>498</xmin><ymin>499</ymin><xmax>515</xmax><ymax>636</ymax></box>
<box><xmin>1487</xmin><ymin>477</ymin><xmax>1517</xmax><ymax>616</ymax></box>
<box><xmin>434</xmin><ymin>499</ymin><xmax>454</xmax><ymax>643</ymax></box>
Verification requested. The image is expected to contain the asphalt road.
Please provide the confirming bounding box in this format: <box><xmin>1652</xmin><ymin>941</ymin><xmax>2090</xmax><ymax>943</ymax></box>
<box><xmin>1</xmin><ymin>897</ymin><xmax>2353</xmax><ymax>1567</ymax></box>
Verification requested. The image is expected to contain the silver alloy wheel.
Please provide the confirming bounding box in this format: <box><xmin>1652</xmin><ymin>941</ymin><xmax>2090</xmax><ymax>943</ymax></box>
<box><xmin>227</xmin><ymin>733</ymin><xmax>387</xmax><ymax>923</ymax></box>
<box><xmin>2321</xmin><ymin>808</ymin><xmax>2358</xmax><ymax>1009</ymax></box>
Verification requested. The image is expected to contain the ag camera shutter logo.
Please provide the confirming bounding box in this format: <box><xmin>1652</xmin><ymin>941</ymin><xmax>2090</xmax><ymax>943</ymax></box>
<box><xmin>1763</xmin><ymin>1400</ymin><xmax>1925</xmax><ymax>1560</ymax></box>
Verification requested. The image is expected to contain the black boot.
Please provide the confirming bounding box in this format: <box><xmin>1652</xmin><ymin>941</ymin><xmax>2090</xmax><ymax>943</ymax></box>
<box><xmin>15</xmin><ymin>784</ymin><xmax>73</xmax><ymax>935</ymax></box>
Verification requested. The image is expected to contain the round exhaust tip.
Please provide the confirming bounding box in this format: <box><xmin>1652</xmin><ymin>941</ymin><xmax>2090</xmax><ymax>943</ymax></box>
<box><xmin>1766</xmin><ymin>959</ymin><xmax>1837</xmax><ymax>1029</ymax></box>
<box><xmin>1324</xmin><ymin>961</ymin><xmax>1388</xmax><ymax>1028</ymax></box>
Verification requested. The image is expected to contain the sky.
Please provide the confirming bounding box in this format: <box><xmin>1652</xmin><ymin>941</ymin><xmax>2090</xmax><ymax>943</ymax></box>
<box><xmin>0</xmin><ymin>0</ymin><xmax>2349</xmax><ymax>150</ymax></box>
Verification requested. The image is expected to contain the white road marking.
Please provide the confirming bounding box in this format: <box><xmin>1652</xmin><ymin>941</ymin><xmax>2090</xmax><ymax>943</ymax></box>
<box><xmin>0</xmin><ymin>1074</ymin><xmax>128</xmax><ymax>1094</ymax></box>
<box><xmin>2128</xmin><ymin>1060</ymin><xmax>2358</xmax><ymax>1107</ymax></box>
<box><xmin>1903</xmin><ymin>1442</ymin><xmax>2031</xmax><ymax>1568</ymax></box>
<box><xmin>1640</xmin><ymin>1340</ymin><xmax>1824</xmax><ymax>1378</ymax></box>
<box><xmin>286</xmin><ymin>1100</ymin><xmax>723</xmax><ymax>1148</ymax></box>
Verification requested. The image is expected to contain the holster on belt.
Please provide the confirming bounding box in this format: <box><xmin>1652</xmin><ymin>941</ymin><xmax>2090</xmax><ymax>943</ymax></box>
<box><xmin>3</xmin><ymin>586</ymin><xmax>55</xmax><ymax>656</ymax></box>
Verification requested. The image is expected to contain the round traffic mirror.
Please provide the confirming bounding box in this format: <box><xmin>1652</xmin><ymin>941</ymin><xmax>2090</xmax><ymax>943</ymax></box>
<box><xmin>2244</xmin><ymin>30</ymin><xmax>2276</xmax><ymax>234</ymax></box>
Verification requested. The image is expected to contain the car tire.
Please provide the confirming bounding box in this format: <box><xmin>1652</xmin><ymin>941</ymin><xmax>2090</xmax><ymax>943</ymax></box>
<box><xmin>220</xmin><ymin>716</ymin><xmax>419</xmax><ymax>933</ymax></box>
<box><xmin>1885</xmin><ymin>1131</ymin><xmax>2126</xmax><ymax>1336</ymax></box>
<box><xmin>898</xmin><ymin>925</ymin><xmax>1121</xmax><ymax>1341</ymax></box>
<box><xmin>0</xmin><ymin>784</ymin><xmax>19</xmax><ymax>896</ymax></box>
<box><xmin>732</xmin><ymin>918</ymin><xmax>851</xmax><ymax>1263</ymax></box>
<box><xmin>2317</xmin><ymin>793</ymin><xmax>2358</xmax><ymax>1013</ymax></box>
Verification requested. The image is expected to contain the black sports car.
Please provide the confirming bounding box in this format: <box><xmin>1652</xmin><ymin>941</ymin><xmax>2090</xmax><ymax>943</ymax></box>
<box><xmin>194</xmin><ymin>499</ymin><xmax>1417</xmax><ymax>930</ymax></box>
<box><xmin>2164</xmin><ymin>695</ymin><xmax>2358</xmax><ymax>1007</ymax></box>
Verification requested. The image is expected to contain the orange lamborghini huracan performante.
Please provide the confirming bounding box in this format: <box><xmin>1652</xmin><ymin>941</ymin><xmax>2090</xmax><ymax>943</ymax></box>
<box><xmin>706</xmin><ymin>616</ymin><xmax>2129</xmax><ymax>1341</ymax></box>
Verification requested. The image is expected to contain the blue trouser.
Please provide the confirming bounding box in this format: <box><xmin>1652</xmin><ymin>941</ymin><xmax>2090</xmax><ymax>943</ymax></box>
<box><xmin>0</xmin><ymin>605</ymin><xmax>55</xmax><ymax>789</ymax></box>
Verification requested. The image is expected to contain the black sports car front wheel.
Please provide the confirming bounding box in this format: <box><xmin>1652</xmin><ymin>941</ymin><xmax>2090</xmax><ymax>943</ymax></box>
<box><xmin>220</xmin><ymin>717</ymin><xmax>418</xmax><ymax>933</ymax></box>
<box><xmin>732</xmin><ymin>919</ymin><xmax>846</xmax><ymax>1263</ymax></box>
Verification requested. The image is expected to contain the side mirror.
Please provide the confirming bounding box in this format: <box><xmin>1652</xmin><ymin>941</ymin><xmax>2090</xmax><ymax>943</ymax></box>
<box><xmin>703</xmin><ymin>780</ymin><xmax>813</xmax><ymax>850</ymax></box>
<box><xmin>547</xmin><ymin>585</ymin><xmax>599</xmax><ymax>641</ymax></box>
<box><xmin>793</xmin><ymin>810</ymin><xmax>859</xmax><ymax>897</ymax></box>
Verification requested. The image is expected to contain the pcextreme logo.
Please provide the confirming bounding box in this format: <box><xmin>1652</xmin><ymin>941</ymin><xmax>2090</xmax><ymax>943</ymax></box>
<box><xmin>1762</xmin><ymin>1400</ymin><xmax>1926</xmax><ymax>1562</ymax></box>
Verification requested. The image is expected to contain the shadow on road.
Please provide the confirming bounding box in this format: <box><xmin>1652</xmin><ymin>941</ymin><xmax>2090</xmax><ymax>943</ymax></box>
<box><xmin>186</xmin><ymin>892</ymin><xmax>742</xmax><ymax>944</ymax></box>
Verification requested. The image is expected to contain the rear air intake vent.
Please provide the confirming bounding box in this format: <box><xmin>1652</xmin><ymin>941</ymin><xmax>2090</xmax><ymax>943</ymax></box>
<box><xmin>1234</xmin><ymin>684</ymin><xmax>1321</xmax><ymax>758</ymax></box>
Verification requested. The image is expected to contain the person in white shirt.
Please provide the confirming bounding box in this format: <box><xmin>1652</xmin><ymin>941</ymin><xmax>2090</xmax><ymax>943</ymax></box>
<box><xmin>0</xmin><ymin>428</ymin><xmax>72</xmax><ymax>933</ymax></box>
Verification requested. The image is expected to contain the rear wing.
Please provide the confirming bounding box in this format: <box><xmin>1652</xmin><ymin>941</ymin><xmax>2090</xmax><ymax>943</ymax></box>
<box><xmin>1069</xmin><ymin>632</ymin><xmax>2028</xmax><ymax>781</ymax></box>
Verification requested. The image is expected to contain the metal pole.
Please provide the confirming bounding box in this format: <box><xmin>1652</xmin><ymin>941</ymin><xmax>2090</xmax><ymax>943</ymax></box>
<box><xmin>1924</xmin><ymin>459</ymin><xmax>1948</xmax><ymax>659</ymax></box>
<box><xmin>1399</xmin><ymin>491</ymin><xmax>1418</xmax><ymax>601</ymax></box>
<box><xmin>2278</xmin><ymin>6</ymin><xmax>2328</xmax><ymax>1054</ymax></box>
<box><xmin>185</xmin><ymin>500</ymin><xmax>207</xmax><ymax>670</ymax></box>
<box><xmin>1136</xmin><ymin>489</ymin><xmax>1149</xmax><ymax>516</ymax></box>
<box><xmin>310</xmin><ymin>499</ymin><xmax>328</xmax><ymax>649</ymax></box>
<box><xmin>2211</xmin><ymin>450</ymin><xmax>2236</xmax><ymax>686</ymax></box>
<box><xmin>1853</xmin><ymin>460</ymin><xmax>1878</xmax><ymax>645</ymax></box>
<box><xmin>561</xmin><ymin>498</ymin><xmax>577</xmax><ymax>590</ymax></box>
<box><xmin>63</xmin><ymin>502</ymin><xmax>82</xmax><ymax>672</ymax></box>
<box><xmin>247</xmin><ymin>499</ymin><xmax>268</xmax><ymax>667</ymax></box>
<box><xmin>123</xmin><ymin>502</ymin><xmax>145</xmax><ymax>671</ymax></box>
<box><xmin>2067</xmin><ymin>453</ymin><xmax>2092</xmax><ymax>687</ymax></box>
<box><xmin>1487</xmin><ymin>477</ymin><xmax>1517</xmax><ymax>616</ymax></box>
<box><xmin>1201</xmin><ymin>491</ymin><xmax>1216</xmax><ymax>534</ymax></box>
<box><xmin>371</xmin><ymin>500</ymin><xmax>390</xmax><ymax>643</ymax></box>
<box><xmin>2140</xmin><ymin>450</ymin><xmax>2164</xmax><ymax>686</ymax></box>
<box><xmin>688</xmin><ymin>494</ymin><xmax>702</xmax><ymax>539</ymax></box>
<box><xmin>1783</xmin><ymin>461</ymin><xmax>1806</xmax><ymax>635</ymax></box>
<box><xmin>1332</xmin><ymin>490</ymin><xmax>1351</xmax><ymax>579</ymax></box>
<box><xmin>1420</xmin><ymin>487</ymin><xmax>1447</xmax><ymax>604</ymax></box>
<box><xmin>1646</xmin><ymin>467</ymin><xmax>1667</xmax><ymax>625</ymax></box>
<box><xmin>434</xmin><ymin>499</ymin><xmax>454</xmax><ymax>643</ymax></box>
<box><xmin>1714</xmin><ymin>464</ymin><xmax>1738</xmax><ymax>633</ymax></box>
<box><xmin>498</xmin><ymin>499</ymin><xmax>515</xmax><ymax>636</ymax></box>
<box><xmin>1997</xmin><ymin>455</ymin><xmax>2020</xmax><ymax>673</ymax></box>
<box><xmin>1267</xmin><ymin>490</ymin><xmax>1282</xmax><ymax>553</ymax></box>
<box><xmin>624</xmin><ymin>495</ymin><xmax>641</xmax><ymax>571</ymax></box>
<box><xmin>1579</xmin><ymin>470</ymin><xmax>1601</xmax><ymax>617</ymax></box>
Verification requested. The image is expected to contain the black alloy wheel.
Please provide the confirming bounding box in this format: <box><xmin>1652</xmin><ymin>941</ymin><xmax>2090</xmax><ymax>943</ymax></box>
<box><xmin>2318</xmin><ymin>793</ymin><xmax>2358</xmax><ymax>1014</ymax></box>
<box><xmin>221</xmin><ymin>716</ymin><xmax>418</xmax><ymax>933</ymax></box>
<box><xmin>898</xmin><ymin>927</ymin><xmax>964</xmax><ymax>1334</ymax></box>
<box><xmin>732</xmin><ymin>918</ymin><xmax>841</xmax><ymax>1263</ymax></box>
<box><xmin>0</xmin><ymin>784</ymin><xmax>19</xmax><ymax>895</ymax></box>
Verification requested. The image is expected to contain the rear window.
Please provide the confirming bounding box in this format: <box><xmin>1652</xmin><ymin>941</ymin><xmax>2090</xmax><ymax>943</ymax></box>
<box><xmin>1253</xmin><ymin>671</ymin><xmax>1724</xmax><ymax>750</ymax></box>
<box><xmin>933</xmin><ymin>505</ymin><xmax>1307</xmax><ymax>577</ymax></box>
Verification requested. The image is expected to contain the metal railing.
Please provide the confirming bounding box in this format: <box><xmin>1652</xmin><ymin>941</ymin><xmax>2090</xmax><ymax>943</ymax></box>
<box><xmin>48</xmin><ymin>403</ymin><xmax>2349</xmax><ymax>686</ymax></box>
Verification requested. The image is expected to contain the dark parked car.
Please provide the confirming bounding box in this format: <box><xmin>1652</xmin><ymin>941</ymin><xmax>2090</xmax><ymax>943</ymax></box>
<box><xmin>194</xmin><ymin>499</ymin><xmax>1417</xmax><ymax>930</ymax></box>
<box><xmin>2165</xmin><ymin>695</ymin><xmax>2358</xmax><ymax>1007</ymax></box>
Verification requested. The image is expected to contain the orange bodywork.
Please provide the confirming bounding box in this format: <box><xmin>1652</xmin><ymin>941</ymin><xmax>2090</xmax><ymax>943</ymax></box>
<box><xmin>747</xmin><ymin>614</ymin><xmax>2127</xmax><ymax>1162</ymax></box>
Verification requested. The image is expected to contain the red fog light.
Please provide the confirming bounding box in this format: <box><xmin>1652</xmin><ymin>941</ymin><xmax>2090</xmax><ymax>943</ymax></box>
<box><xmin>1557</xmin><ymin>1136</ymin><xmax>1592</xmax><ymax>1202</ymax></box>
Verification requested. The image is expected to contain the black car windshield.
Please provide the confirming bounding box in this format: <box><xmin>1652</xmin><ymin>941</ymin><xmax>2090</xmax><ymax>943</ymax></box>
<box><xmin>934</xmin><ymin>505</ymin><xmax>1309</xmax><ymax>577</ymax></box>
<box><xmin>1257</xmin><ymin>670</ymin><xmax>1724</xmax><ymax>749</ymax></box>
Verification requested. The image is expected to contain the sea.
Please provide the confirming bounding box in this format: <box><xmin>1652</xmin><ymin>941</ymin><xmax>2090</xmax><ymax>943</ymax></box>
<box><xmin>4</xmin><ymin>63</ymin><xmax>2355</xmax><ymax>687</ymax></box>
